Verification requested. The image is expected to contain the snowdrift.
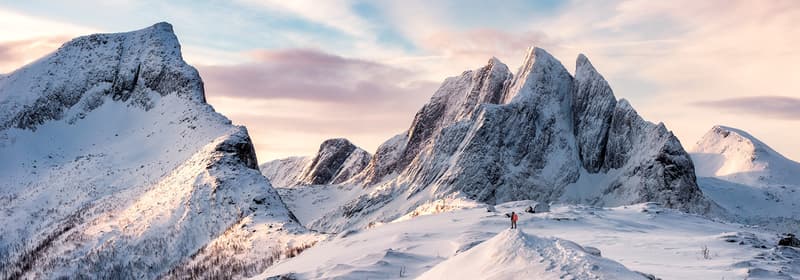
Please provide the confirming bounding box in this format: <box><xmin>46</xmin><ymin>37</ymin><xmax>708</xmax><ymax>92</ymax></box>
<box><xmin>417</xmin><ymin>229</ymin><xmax>647</xmax><ymax>280</ymax></box>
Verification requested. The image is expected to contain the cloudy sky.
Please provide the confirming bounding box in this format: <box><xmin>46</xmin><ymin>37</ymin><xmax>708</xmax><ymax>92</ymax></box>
<box><xmin>1</xmin><ymin>0</ymin><xmax>798</xmax><ymax>162</ymax></box>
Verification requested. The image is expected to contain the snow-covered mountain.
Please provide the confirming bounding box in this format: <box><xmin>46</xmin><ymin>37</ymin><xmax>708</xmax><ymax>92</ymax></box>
<box><xmin>260</xmin><ymin>138</ymin><xmax>370</xmax><ymax>188</ymax></box>
<box><xmin>690</xmin><ymin>125</ymin><xmax>800</xmax><ymax>231</ymax></box>
<box><xmin>690</xmin><ymin>125</ymin><xmax>800</xmax><ymax>187</ymax></box>
<box><xmin>0</xmin><ymin>23</ymin><xmax>316</xmax><ymax>279</ymax></box>
<box><xmin>283</xmin><ymin>47</ymin><xmax>712</xmax><ymax>232</ymax></box>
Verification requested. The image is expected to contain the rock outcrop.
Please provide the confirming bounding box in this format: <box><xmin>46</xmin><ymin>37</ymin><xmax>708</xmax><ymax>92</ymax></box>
<box><xmin>260</xmin><ymin>138</ymin><xmax>370</xmax><ymax>188</ymax></box>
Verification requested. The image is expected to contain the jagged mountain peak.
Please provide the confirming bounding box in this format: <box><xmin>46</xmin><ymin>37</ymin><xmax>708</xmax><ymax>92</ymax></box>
<box><xmin>295</xmin><ymin>46</ymin><xmax>711</xmax><ymax>232</ymax></box>
<box><xmin>261</xmin><ymin>138</ymin><xmax>371</xmax><ymax>188</ymax></box>
<box><xmin>575</xmin><ymin>53</ymin><xmax>603</xmax><ymax>81</ymax></box>
<box><xmin>300</xmin><ymin>138</ymin><xmax>370</xmax><ymax>185</ymax></box>
<box><xmin>504</xmin><ymin>46</ymin><xmax>571</xmax><ymax>104</ymax></box>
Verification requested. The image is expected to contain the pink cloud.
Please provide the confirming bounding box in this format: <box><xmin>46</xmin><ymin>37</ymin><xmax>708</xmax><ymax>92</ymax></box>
<box><xmin>197</xmin><ymin>48</ymin><xmax>441</xmax><ymax>161</ymax></box>
<box><xmin>421</xmin><ymin>28</ymin><xmax>555</xmax><ymax>59</ymax></box>
<box><xmin>692</xmin><ymin>96</ymin><xmax>800</xmax><ymax>120</ymax></box>
<box><xmin>198</xmin><ymin>49</ymin><xmax>437</xmax><ymax>108</ymax></box>
<box><xmin>0</xmin><ymin>36</ymin><xmax>69</xmax><ymax>73</ymax></box>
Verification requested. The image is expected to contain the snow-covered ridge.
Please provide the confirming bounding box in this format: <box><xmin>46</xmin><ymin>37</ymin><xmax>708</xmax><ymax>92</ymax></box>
<box><xmin>260</xmin><ymin>138</ymin><xmax>370</xmax><ymax>188</ymax></box>
<box><xmin>417</xmin><ymin>229</ymin><xmax>648</xmax><ymax>280</ymax></box>
<box><xmin>298</xmin><ymin>47</ymin><xmax>711</xmax><ymax>232</ymax></box>
<box><xmin>690</xmin><ymin>125</ymin><xmax>800</xmax><ymax>186</ymax></box>
<box><xmin>0</xmin><ymin>23</ymin><xmax>311</xmax><ymax>278</ymax></box>
<box><xmin>0</xmin><ymin>22</ymin><xmax>204</xmax><ymax>131</ymax></box>
<box><xmin>691</xmin><ymin>125</ymin><xmax>800</xmax><ymax>231</ymax></box>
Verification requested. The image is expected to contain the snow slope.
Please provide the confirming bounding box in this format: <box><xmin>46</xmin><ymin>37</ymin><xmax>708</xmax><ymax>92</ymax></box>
<box><xmin>690</xmin><ymin>125</ymin><xmax>800</xmax><ymax>232</ymax></box>
<box><xmin>261</xmin><ymin>200</ymin><xmax>796</xmax><ymax>279</ymax></box>
<box><xmin>417</xmin><ymin>229</ymin><xmax>646</xmax><ymax>280</ymax></box>
<box><xmin>0</xmin><ymin>23</ymin><xmax>313</xmax><ymax>279</ymax></box>
<box><xmin>295</xmin><ymin>47</ymin><xmax>711</xmax><ymax>233</ymax></box>
<box><xmin>691</xmin><ymin>125</ymin><xmax>800</xmax><ymax>187</ymax></box>
<box><xmin>260</xmin><ymin>156</ymin><xmax>311</xmax><ymax>188</ymax></box>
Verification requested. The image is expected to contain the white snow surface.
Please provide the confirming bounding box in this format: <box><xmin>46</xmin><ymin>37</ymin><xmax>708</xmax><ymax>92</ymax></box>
<box><xmin>0</xmin><ymin>23</ymin><xmax>313</xmax><ymax>279</ymax></box>
<box><xmin>260</xmin><ymin>199</ymin><xmax>798</xmax><ymax>279</ymax></box>
<box><xmin>417</xmin><ymin>229</ymin><xmax>645</xmax><ymax>280</ymax></box>
<box><xmin>690</xmin><ymin>125</ymin><xmax>800</xmax><ymax>186</ymax></box>
<box><xmin>260</xmin><ymin>156</ymin><xmax>311</xmax><ymax>188</ymax></box>
<box><xmin>691</xmin><ymin>125</ymin><xmax>800</xmax><ymax>231</ymax></box>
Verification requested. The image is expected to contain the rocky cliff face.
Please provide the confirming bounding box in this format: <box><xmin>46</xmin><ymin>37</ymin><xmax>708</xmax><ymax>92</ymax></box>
<box><xmin>0</xmin><ymin>23</ymin><xmax>313</xmax><ymax>279</ymax></box>
<box><xmin>260</xmin><ymin>138</ymin><xmax>370</xmax><ymax>188</ymax></box>
<box><xmin>366</xmin><ymin>47</ymin><xmax>705</xmax><ymax>208</ymax></box>
<box><xmin>305</xmin><ymin>47</ymin><xmax>711</xmax><ymax>232</ymax></box>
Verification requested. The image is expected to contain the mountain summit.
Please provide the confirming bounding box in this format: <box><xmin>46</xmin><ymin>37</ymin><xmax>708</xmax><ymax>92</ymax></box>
<box><xmin>690</xmin><ymin>125</ymin><xmax>800</xmax><ymax>186</ymax></box>
<box><xmin>268</xmin><ymin>47</ymin><xmax>713</xmax><ymax>232</ymax></box>
<box><xmin>0</xmin><ymin>23</ymin><xmax>313</xmax><ymax>278</ymax></box>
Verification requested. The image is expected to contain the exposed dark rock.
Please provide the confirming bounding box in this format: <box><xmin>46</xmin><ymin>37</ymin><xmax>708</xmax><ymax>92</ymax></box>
<box><xmin>779</xmin><ymin>233</ymin><xmax>800</xmax><ymax>247</ymax></box>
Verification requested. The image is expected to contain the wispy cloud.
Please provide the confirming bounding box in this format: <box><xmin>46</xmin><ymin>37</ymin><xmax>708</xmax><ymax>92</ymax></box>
<box><xmin>0</xmin><ymin>36</ymin><xmax>70</xmax><ymax>73</ymax></box>
<box><xmin>693</xmin><ymin>96</ymin><xmax>800</xmax><ymax>120</ymax></box>
<box><xmin>198</xmin><ymin>49</ymin><xmax>437</xmax><ymax>107</ymax></box>
<box><xmin>198</xmin><ymin>48</ymin><xmax>440</xmax><ymax>160</ymax></box>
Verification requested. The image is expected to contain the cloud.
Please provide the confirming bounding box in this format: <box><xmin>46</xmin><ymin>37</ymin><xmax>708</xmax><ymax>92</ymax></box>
<box><xmin>0</xmin><ymin>36</ymin><xmax>70</xmax><ymax>73</ymax></box>
<box><xmin>692</xmin><ymin>96</ymin><xmax>800</xmax><ymax>120</ymax></box>
<box><xmin>198</xmin><ymin>49</ymin><xmax>437</xmax><ymax>107</ymax></box>
<box><xmin>0</xmin><ymin>8</ymin><xmax>96</xmax><ymax>73</ymax></box>
<box><xmin>197</xmin><ymin>48</ymin><xmax>440</xmax><ymax>161</ymax></box>
<box><xmin>421</xmin><ymin>28</ymin><xmax>555</xmax><ymax>61</ymax></box>
<box><xmin>236</xmin><ymin>0</ymin><xmax>370</xmax><ymax>38</ymax></box>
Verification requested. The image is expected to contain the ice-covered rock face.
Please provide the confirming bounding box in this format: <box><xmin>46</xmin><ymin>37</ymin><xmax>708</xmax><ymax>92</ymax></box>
<box><xmin>572</xmin><ymin>54</ymin><xmax>617</xmax><ymax>173</ymax></box>
<box><xmin>0</xmin><ymin>23</ymin><xmax>310</xmax><ymax>278</ymax></box>
<box><xmin>260</xmin><ymin>138</ymin><xmax>371</xmax><ymax>188</ymax></box>
<box><xmin>357</xmin><ymin>57</ymin><xmax>513</xmax><ymax>185</ymax></box>
<box><xmin>307</xmin><ymin>47</ymin><xmax>711</xmax><ymax>231</ymax></box>
<box><xmin>299</xmin><ymin>138</ymin><xmax>370</xmax><ymax>185</ymax></box>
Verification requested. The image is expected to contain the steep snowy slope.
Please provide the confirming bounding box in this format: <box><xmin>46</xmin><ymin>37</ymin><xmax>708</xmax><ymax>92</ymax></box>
<box><xmin>690</xmin><ymin>126</ymin><xmax>800</xmax><ymax>232</ymax></box>
<box><xmin>259</xmin><ymin>138</ymin><xmax>370</xmax><ymax>188</ymax></box>
<box><xmin>690</xmin><ymin>125</ymin><xmax>800</xmax><ymax>186</ymax></box>
<box><xmin>303</xmin><ymin>47</ymin><xmax>711</xmax><ymax>232</ymax></box>
<box><xmin>0</xmin><ymin>23</ymin><xmax>313</xmax><ymax>279</ymax></box>
<box><xmin>260</xmin><ymin>156</ymin><xmax>311</xmax><ymax>188</ymax></box>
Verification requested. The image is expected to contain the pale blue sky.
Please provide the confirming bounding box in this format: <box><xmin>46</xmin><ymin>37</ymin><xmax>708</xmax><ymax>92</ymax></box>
<box><xmin>0</xmin><ymin>1</ymin><xmax>798</xmax><ymax>161</ymax></box>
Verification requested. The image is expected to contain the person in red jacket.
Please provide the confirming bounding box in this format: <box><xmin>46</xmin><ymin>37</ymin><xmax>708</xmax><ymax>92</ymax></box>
<box><xmin>511</xmin><ymin>211</ymin><xmax>518</xmax><ymax>229</ymax></box>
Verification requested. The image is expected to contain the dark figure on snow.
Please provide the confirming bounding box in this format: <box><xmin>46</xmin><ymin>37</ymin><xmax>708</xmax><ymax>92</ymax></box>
<box><xmin>511</xmin><ymin>211</ymin><xmax>518</xmax><ymax>229</ymax></box>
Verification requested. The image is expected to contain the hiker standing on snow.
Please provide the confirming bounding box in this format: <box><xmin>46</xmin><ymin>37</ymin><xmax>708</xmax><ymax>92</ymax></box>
<box><xmin>511</xmin><ymin>211</ymin><xmax>518</xmax><ymax>229</ymax></box>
